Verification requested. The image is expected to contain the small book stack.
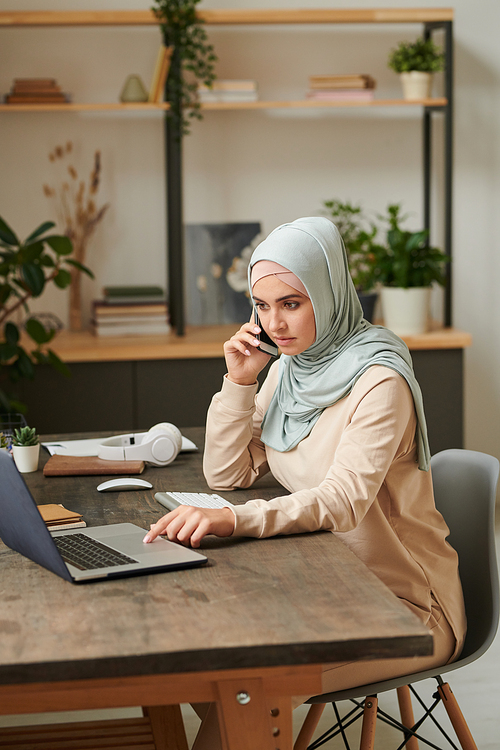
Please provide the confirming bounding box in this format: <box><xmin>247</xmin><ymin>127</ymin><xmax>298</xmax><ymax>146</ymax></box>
<box><xmin>92</xmin><ymin>285</ymin><xmax>171</xmax><ymax>337</ymax></box>
<box><xmin>38</xmin><ymin>504</ymin><xmax>86</xmax><ymax>531</ymax></box>
<box><xmin>197</xmin><ymin>80</ymin><xmax>258</xmax><ymax>103</ymax></box>
<box><xmin>4</xmin><ymin>78</ymin><xmax>69</xmax><ymax>104</ymax></box>
<box><xmin>306</xmin><ymin>74</ymin><xmax>376</xmax><ymax>102</ymax></box>
<box><xmin>148</xmin><ymin>45</ymin><xmax>174</xmax><ymax>103</ymax></box>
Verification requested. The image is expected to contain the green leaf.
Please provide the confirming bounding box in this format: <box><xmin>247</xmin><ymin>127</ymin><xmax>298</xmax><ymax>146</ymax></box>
<box><xmin>21</xmin><ymin>263</ymin><xmax>45</xmax><ymax>297</ymax></box>
<box><xmin>25</xmin><ymin>317</ymin><xmax>52</xmax><ymax>344</ymax></box>
<box><xmin>24</xmin><ymin>221</ymin><xmax>55</xmax><ymax>243</ymax></box>
<box><xmin>0</xmin><ymin>342</ymin><xmax>19</xmax><ymax>362</ymax></box>
<box><xmin>20</xmin><ymin>241</ymin><xmax>44</xmax><ymax>263</ymax></box>
<box><xmin>47</xmin><ymin>349</ymin><xmax>71</xmax><ymax>378</ymax></box>
<box><xmin>4</xmin><ymin>321</ymin><xmax>20</xmax><ymax>345</ymax></box>
<box><xmin>0</xmin><ymin>216</ymin><xmax>19</xmax><ymax>246</ymax></box>
<box><xmin>15</xmin><ymin>350</ymin><xmax>35</xmax><ymax>380</ymax></box>
<box><xmin>54</xmin><ymin>268</ymin><xmax>72</xmax><ymax>289</ymax></box>
<box><xmin>64</xmin><ymin>258</ymin><xmax>95</xmax><ymax>279</ymax></box>
<box><xmin>45</xmin><ymin>235</ymin><xmax>73</xmax><ymax>256</ymax></box>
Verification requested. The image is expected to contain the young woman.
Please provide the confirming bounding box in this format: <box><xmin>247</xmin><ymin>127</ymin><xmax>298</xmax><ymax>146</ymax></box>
<box><xmin>145</xmin><ymin>217</ymin><xmax>466</xmax><ymax>746</ymax></box>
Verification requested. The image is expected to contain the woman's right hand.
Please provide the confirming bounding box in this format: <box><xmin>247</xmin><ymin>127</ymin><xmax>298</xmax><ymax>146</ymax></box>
<box><xmin>224</xmin><ymin>321</ymin><xmax>272</xmax><ymax>385</ymax></box>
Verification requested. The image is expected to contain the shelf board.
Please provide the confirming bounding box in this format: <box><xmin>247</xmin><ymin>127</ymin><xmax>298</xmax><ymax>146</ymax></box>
<box><xmin>0</xmin><ymin>98</ymin><xmax>447</xmax><ymax>113</ymax></box>
<box><xmin>33</xmin><ymin>326</ymin><xmax>471</xmax><ymax>365</ymax></box>
<box><xmin>0</xmin><ymin>8</ymin><xmax>454</xmax><ymax>28</ymax></box>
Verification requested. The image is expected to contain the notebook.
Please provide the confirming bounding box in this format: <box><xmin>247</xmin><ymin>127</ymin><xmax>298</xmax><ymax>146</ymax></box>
<box><xmin>0</xmin><ymin>450</ymin><xmax>207</xmax><ymax>583</ymax></box>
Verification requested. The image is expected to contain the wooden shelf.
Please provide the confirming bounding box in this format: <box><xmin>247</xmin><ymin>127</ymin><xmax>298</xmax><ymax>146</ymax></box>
<box><xmin>0</xmin><ymin>8</ymin><xmax>454</xmax><ymax>28</ymax></box>
<box><xmin>0</xmin><ymin>98</ymin><xmax>447</xmax><ymax>113</ymax></box>
<box><xmin>35</xmin><ymin>326</ymin><xmax>471</xmax><ymax>365</ymax></box>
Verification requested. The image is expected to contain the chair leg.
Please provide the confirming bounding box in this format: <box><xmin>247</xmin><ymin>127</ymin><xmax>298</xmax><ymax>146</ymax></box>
<box><xmin>293</xmin><ymin>703</ymin><xmax>326</xmax><ymax>750</ymax></box>
<box><xmin>436</xmin><ymin>682</ymin><xmax>479</xmax><ymax>750</ymax></box>
<box><xmin>142</xmin><ymin>705</ymin><xmax>189</xmax><ymax>750</ymax></box>
<box><xmin>359</xmin><ymin>696</ymin><xmax>378</xmax><ymax>750</ymax></box>
<box><xmin>396</xmin><ymin>685</ymin><xmax>419</xmax><ymax>750</ymax></box>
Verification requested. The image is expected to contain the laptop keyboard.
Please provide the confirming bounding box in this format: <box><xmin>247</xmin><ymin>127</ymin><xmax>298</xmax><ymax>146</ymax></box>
<box><xmin>53</xmin><ymin>533</ymin><xmax>138</xmax><ymax>571</ymax></box>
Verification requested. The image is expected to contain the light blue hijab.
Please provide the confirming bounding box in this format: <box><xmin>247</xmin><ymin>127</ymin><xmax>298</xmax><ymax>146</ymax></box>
<box><xmin>248</xmin><ymin>217</ymin><xmax>430</xmax><ymax>471</ymax></box>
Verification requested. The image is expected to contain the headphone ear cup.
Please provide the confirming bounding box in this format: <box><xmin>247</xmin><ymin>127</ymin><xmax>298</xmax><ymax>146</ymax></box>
<box><xmin>148</xmin><ymin>422</ymin><xmax>182</xmax><ymax>453</ymax></box>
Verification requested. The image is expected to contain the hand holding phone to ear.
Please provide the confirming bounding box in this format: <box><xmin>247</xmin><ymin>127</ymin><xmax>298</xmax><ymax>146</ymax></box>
<box><xmin>223</xmin><ymin>316</ymin><xmax>274</xmax><ymax>386</ymax></box>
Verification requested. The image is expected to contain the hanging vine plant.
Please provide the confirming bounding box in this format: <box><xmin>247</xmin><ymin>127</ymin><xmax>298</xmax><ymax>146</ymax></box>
<box><xmin>152</xmin><ymin>0</ymin><xmax>217</xmax><ymax>136</ymax></box>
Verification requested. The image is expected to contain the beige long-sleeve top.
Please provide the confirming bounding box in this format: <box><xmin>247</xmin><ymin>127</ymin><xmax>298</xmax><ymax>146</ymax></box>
<box><xmin>203</xmin><ymin>363</ymin><xmax>466</xmax><ymax>657</ymax></box>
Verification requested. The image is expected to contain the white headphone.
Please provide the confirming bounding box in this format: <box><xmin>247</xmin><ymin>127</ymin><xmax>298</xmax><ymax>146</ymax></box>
<box><xmin>98</xmin><ymin>423</ymin><xmax>182</xmax><ymax>467</ymax></box>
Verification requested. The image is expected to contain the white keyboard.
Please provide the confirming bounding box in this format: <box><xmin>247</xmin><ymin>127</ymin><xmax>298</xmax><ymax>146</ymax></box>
<box><xmin>155</xmin><ymin>491</ymin><xmax>234</xmax><ymax>512</ymax></box>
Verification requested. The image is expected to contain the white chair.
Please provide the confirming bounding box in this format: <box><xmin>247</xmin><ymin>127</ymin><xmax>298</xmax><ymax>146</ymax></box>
<box><xmin>294</xmin><ymin>449</ymin><xmax>499</xmax><ymax>750</ymax></box>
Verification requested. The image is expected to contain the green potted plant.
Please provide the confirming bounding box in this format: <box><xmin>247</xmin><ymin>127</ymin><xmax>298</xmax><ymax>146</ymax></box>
<box><xmin>11</xmin><ymin>425</ymin><xmax>40</xmax><ymax>473</ymax></box>
<box><xmin>373</xmin><ymin>204</ymin><xmax>448</xmax><ymax>336</ymax></box>
<box><xmin>152</xmin><ymin>0</ymin><xmax>217</xmax><ymax>136</ymax></box>
<box><xmin>0</xmin><ymin>214</ymin><xmax>93</xmax><ymax>413</ymax></box>
<box><xmin>321</xmin><ymin>199</ymin><xmax>384</xmax><ymax>322</ymax></box>
<box><xmin>388</xmin><ymin>36</ymin><xmax>445</xmax><ymax>100</ymax></box>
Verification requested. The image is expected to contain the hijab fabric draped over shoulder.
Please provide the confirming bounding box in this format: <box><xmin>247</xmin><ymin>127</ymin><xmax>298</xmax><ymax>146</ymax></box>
<box><xmin>248</xmin><ymin>217</ymin><xmax>431</xmax><ymax>471</ymax></box>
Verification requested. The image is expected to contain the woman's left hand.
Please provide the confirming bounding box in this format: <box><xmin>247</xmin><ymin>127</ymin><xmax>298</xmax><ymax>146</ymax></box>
<box><xmin>143</xmin><ymin>506</ymin><xmax>235</xmax><ymax>548</ymax></box>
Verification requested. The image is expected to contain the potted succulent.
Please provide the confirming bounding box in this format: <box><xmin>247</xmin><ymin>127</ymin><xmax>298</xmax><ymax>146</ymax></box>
<box><xmin>0</xmin><ymin>214</ymin><xmax>93</xmax><ymax>414</ymax></box>
<box><xmin>373</xmin><ymin>204</ymin><xmax>448</xmax><ymax>336</ymax></box>
<box><xmin>322</xmin><ymin>199</ymin><xmax>384</xmax><ymax>322</ymax></box>
<box><xmin>11</xmin><ymin>425</ymin><xmax>40</xmax><ymax>473</ymax></box>
<box><xmin>388</xmin><ymin>37</ymin><xmax>445</xmax><ymax>100</ymax></box>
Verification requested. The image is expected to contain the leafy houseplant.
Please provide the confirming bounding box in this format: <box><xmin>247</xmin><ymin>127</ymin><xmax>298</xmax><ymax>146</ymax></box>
<box><xmin>374</xmin><ymin>204</ymin><xmax>447</xmax><ymax>289</ymax></box>
<box><xmin>388</xmin><ymin>37</ymin><xmax>445</xmax><ymax>100</ymax></box>
<box><xmin>11</xmin><ymin>424</ymin><xmax>40</xmax><ymax>473</ymax></box>
<box><xmin>152</xmin><ymin>0</ymin><xmax>217</xmax><ymax>136</ymax></box>
<box><xmin>322</xmin><ymin>199</ymin><xmax>384</xmax><ymax>322</ymax></box>
<box><xmin>374</xmin><ymin>204</ymin><xmax>448</xmax><ymax>336</ymax></box>
<box><xmin>0</xmin><ymin>215</ymin><xmax>93</xmax><ymax>413</ymax></box>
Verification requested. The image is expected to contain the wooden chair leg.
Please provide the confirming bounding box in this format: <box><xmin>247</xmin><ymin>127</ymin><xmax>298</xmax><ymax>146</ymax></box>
<box><xmin>397</xmin><ymin>685</ymin><xmax>419</xmax><ymax>750</ymax></box>
<box><xmin>359</xmin><ymin>696</ymin><xmax>378</xmax><ymax>750</ymax></box>
<box><xmin>142</xmin><ymin>705</ymin><xmax>189</xmax><ymax>750</ymax></box>
<box><xmin>436</xmin><ymin>682</ymin><xmax>479</xmax><ymax>750</ymax></box>
<box><xmin>293</xmin><ymin>703</ymin><xmax>326</xmax><ymax>750</ymax></box>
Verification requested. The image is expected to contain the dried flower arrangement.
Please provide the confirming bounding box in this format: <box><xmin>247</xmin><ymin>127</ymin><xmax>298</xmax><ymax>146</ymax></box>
<box><xmin>43</xmin><ymin>142</ymin><xmax>109</xmax><ymax>331</ymax></box>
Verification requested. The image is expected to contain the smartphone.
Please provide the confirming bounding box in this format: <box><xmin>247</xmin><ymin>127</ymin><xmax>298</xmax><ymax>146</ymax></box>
<box><xmin>253</xmin><ymin>307</ymin><xmax>279</xmax><ymax>358</ymax></box>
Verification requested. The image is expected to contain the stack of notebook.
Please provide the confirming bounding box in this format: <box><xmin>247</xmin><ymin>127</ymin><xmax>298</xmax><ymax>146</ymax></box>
<box><xmin>38</xmin><ymin>504</ymin><xmax>86</xmax><ymax>531</ymax></box>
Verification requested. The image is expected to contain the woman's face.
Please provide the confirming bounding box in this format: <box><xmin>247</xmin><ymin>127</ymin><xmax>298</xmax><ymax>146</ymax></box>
<box><xmin>252</xmin><ymin>274</ymin><xmax>316</xmax><ymax>356</ymax></box>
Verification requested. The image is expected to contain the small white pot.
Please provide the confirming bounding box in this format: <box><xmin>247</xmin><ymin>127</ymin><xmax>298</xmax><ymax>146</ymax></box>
<box><xmin>381</xmin><ymin>286</ymin><xmax>431</xmax><ymax>337</ymax></box>
<box><xmin>400</xmin><ymin>71</ymin><xmax>433</xmax><ymax>100</ymax></box>
<box><xmin>12</xmin><ymin>443</ymin><xmax>40</xmax><ymax>473</ymax></box>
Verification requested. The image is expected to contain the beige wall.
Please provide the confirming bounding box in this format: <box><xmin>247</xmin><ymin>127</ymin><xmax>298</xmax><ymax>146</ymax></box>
<box><xmin>1</xmin><ymin>0</ymin><xmax>500</xmax><ymax>468</ymax></box>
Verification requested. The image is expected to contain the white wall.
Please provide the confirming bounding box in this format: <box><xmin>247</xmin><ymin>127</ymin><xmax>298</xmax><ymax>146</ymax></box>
<box><xmin>1</xmin><ymin>0</ymin><xmax>500</xmax><ymax>468</ymax></box>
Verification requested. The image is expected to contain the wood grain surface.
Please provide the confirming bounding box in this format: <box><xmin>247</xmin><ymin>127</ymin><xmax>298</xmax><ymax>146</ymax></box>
<box><xmin>0</xmin><ymin>428</ymin><xmax>432</xmax><ymax>686</ymax></box>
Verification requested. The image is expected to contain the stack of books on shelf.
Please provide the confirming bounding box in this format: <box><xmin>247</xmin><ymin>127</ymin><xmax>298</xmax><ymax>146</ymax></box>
<box><xmin>92</xmin><ymin>285</ymin><xmax>171</xmax><ymax>337</ymax></box>
<box><xmin>306</xmin><ymin>74</ymin><xmax>376</xmax><ymax>102</ymax></box>
<box><xmin>197</xmin><ymin>80</ymin><xmax>258</xmax><ymax>103</ymax></box>
<box><xmin>4</xmin><ymin>78</ymin><xmax>69</xmax><ymax>104</ymax></box>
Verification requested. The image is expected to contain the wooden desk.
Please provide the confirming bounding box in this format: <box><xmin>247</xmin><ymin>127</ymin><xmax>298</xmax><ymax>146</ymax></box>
<box><xmin>0</xmin><ymin>428</ymin><xmax>432</xmax><ymax>749</ymax></box>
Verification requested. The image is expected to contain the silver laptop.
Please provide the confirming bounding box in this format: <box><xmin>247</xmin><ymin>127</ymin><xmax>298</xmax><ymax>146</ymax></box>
<box><xmin>0</xmin><ymin>450</ymin><xmax>207</xmax><ymax>583</ymax></box>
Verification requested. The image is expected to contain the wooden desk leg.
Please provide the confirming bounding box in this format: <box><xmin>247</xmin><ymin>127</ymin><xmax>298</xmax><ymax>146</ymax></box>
<box><xmin>142</xmin><ymin>705</ymin><xmax>189</xmax><ymax>750</ymax></box>
<box><xmin>216</xmin><ymin>677</ymin><xmax>290</xmax><ymax>750</ymax></box>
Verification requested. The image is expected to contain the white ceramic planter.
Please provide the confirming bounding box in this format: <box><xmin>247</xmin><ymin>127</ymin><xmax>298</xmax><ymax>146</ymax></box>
<box><xmin>400</xmin><ymin>71</ymin><xmax>432</xmax><ymax>100</ymax></box>
<box><xmin>381</xmin><ymin>286</ymin><xmax>431</xmax><ymax>336</ymax></box>
<box><xmin>12</xmin><ymin>443</ymin><xmax>40</xmax><ymax>473</ymax></box>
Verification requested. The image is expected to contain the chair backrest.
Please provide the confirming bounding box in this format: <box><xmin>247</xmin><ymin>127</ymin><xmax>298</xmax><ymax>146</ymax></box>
<box><xmin>431</xmin><ymin>449</ymin><xmax>499</xmax><ymax>667</ymax></box>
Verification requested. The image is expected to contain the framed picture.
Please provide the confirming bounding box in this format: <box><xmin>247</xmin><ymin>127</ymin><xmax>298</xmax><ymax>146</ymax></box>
<box><xmin>185</xmin><ymin>222</ymin><xmax>262</xmax><ymax>325</ymax></box>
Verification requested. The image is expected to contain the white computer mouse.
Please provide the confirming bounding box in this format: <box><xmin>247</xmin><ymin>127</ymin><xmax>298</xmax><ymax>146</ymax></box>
<box><xmin>97</xmin><ymin>477</ymin><xmax>153</xmax><ymax>492</ymax></box>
